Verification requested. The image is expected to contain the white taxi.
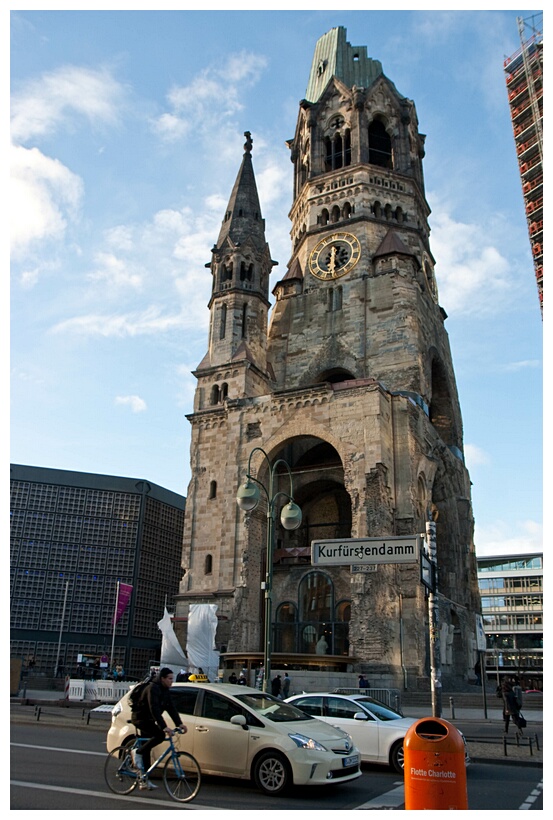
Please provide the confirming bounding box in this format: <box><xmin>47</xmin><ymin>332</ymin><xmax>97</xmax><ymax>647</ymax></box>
<box><xmin>107</xmin><ymin>682</ymin><xmax>361</xmax><ymax>795</ymax></box>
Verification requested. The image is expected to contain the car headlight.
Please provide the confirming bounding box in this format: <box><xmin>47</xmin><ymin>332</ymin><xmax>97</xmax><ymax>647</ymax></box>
<box><xmin>288</xmin><ymin>733</ymin><xmax>328</xmax><ymax>751</ymax></box>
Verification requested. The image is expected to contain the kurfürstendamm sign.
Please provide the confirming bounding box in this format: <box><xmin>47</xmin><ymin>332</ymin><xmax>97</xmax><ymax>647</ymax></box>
<box><xmin>311</xmin><ymin>536</ymin><xmax>421</xmax><ymax>566</ymax></box>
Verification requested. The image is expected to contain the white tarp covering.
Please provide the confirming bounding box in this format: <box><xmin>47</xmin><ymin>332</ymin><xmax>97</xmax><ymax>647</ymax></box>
<box><xmin>157</xmin><ymin>607</ymin><xmax>188</xmax><ymax>675</ymax></box>
<box><xmin>186</xmin><ymin>603</ymin><xmax>220</xmax><ymax>681</ymax></box>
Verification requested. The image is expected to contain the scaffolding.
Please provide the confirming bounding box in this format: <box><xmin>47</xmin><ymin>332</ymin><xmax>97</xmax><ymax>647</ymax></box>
<box><xmin>504</xmin><ymin>15</ymin><xmax>543</xmax><ymax>315</ymax></box>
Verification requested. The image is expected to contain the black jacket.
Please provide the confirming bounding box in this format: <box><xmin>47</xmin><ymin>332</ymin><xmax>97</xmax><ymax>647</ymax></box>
<box><xmin>135</xmin><ymin>677</ymin><xmax>181</xmax><ymax>730</ymax></box>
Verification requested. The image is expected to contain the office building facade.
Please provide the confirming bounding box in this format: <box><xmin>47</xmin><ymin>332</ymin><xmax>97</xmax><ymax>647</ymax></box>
<box><xmin>477</xmin><ymin>552</ymin><xmax>542</xmax><ymax>687</ymax></box>
<box><xmin>10</xmin><ymin>464</ymin><xmax>185</xmax><ymax>679</ymax></box>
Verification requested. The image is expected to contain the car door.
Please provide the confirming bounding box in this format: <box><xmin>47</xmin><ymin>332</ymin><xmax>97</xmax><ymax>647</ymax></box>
<box><xmin>324</xmin><ymin>696</ymin><xmax>380</xmax><ymax>762</ymax></box>
<box><xmin>191</xmin><ymin>689</ymin><xmax>252</xmax><ymax>775</ymax></box>
<box><xmin>167</xmin><ymin>686</ymin><xmax>201</xmax><ymax>755</ymax></box>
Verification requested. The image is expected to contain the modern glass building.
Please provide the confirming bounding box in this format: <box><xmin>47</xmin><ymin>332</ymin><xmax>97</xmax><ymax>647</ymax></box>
<box><xmin>477</xmin><ymin>552</ymin><xmax>542</xmax><ymax>688</ymax></box>
<box><xmin>10</xmin><ymin>464</ymin><xmax>185</xmax><ymax>679</ymax></box>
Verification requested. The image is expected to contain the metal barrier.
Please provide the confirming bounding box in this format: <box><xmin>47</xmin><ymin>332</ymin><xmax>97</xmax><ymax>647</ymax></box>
<box><xmin>331</xmin><ymin>688</ymin><xmax>402</xmax><ymax>712</ymax></box>
<box><xmin>67</xmin><ymin>678</ymin><xmax>131</xmax><ymax>702</ymax></box>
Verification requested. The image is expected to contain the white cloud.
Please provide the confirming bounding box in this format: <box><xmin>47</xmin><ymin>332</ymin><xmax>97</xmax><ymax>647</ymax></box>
<box><xmin>11</xmin><ymin>64</ymin><xmax>126</xmax><ymax>143</ymax></box>
<box><xmin>430</xmin><ymin>209</ymin><xmax>512</xmax><ymax>315</ymax></box>
<box><xmin>151</xmin><ymin>51</ymin><xmax>268</xmax><ymax>143</ymax></box>
<box><xmin>115</xmin><ymin>395</ymin><xmax>147</xmax><ymax>413</ymax></box>
<box><xmin>51</xmin><ymin>305</ymin><xmax>187</xmax><ymax>338</ymax></box>
<box><xmin>501</xmin><ymin>359</ymin><xmax>541</xmax><ymax>372</ymax></box>
<box><xmin>464</xmin><ymin>443</ymin><xmax>490</xmax><ymax>470</ymax></box>
<box><xmin>475</xmin><ymin>519</ymin><xmax>542</xmax><ymax>557</ymax></box>
<box><xmin>10</xmin><ymin>143</ymin><xmax>83</xmax><ymax>262</ymax></box>
<box><xmin>87</xmin><ymin>251</ymin><xmax>144</xmax><ymax>291</ymax></box>
<box><xmin>10</xmin><ymin>64</ymin><xmax>127</xmax><ymax>269</ymax></box>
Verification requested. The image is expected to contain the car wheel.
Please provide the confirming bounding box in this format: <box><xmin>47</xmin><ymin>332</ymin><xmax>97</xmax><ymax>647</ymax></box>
<box><xmin>390</xmin><ymin>740</ymin><xmax>404</xmax><ymax>773</ymax></box>
<box><xmin>253</xmin><ymin>751</ymin><xmax>291</xmax><ymax>796</ymax></box>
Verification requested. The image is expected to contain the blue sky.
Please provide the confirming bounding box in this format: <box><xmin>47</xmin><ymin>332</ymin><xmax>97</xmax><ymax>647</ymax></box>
<box><xmin>9</xmin><ymin>6</ymin><xmax>543</xmax><ymax>558</ymax></box>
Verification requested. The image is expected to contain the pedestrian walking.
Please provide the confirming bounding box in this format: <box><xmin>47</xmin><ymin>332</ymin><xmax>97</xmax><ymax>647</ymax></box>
<box><xmin>282</xmin><ymin>672</ymin><xmax>291</xmax><ymax>698</ymax></box>
<box><xmin>501</xmin><ymin>677</ymin><xmax>524</xmax><ymax>735</ymax></box>
<box><xmin>271</xmin><ymin>674</ymin><xmax>282</xmax><ymax>698</ymax></box>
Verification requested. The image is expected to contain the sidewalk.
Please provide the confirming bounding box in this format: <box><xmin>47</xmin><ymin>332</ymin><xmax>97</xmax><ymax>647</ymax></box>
<box><xmin>401</xmin><ymin>705</ymin><xmax>542</xmax><ymax>767</ymax></box>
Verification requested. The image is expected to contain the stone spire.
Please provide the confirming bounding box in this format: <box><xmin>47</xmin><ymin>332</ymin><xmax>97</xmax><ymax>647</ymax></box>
<box><xmin>216</xmin><ymin>131</ymin><xmax>266</xmax><ymax>250</ymax></box>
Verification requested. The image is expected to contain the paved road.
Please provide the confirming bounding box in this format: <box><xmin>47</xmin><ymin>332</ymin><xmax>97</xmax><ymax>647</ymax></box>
<box><xmin>11</xmin><ymin>708</ymin><xmax>543</xmax><ymax>810</ymax></box>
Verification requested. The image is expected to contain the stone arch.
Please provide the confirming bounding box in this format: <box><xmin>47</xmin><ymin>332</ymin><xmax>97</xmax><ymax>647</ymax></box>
<box><xmin>428</xmin><ymin>355</ymin><xmax>459</xmax><ymax>448</ymax></box>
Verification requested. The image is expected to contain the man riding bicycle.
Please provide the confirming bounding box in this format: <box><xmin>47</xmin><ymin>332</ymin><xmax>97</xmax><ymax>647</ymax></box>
<box><xmin>130</xmin><ymin>667</ymin><xmax>187</xmax><ymax>789</ymax></box>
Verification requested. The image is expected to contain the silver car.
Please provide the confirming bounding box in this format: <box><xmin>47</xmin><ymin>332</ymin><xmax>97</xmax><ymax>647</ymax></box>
<box><xmin>107</xmin><ymin>682</ymin><xmax>361</xmax><ymax>795</ymax></box>
<box><xmin>286</xmin><ymin>692</ymin><xmax>419</xmax><ymax>772</ymax></box>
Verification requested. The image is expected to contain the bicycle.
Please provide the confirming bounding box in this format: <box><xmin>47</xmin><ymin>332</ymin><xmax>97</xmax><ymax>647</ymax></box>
<box><xmin>104</xmin><ymin>728</ymin><xmax>201</xmax><ymax>802</ymax></box>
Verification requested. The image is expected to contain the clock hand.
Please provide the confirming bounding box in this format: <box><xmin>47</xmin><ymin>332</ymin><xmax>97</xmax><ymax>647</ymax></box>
<box><xmin>328</xmin><ymin>246</ymin><xmax>337</xmax><ymax>275</ymax></box>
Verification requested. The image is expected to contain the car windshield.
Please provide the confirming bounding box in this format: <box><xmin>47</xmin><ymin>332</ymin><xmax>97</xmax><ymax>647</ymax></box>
<box><xmin>355</xmin><ymin>697</ymin><xmax>403</xmax><ymax>721</ymax></box>
<box><xmin>236</xmin><ymin>693</ymin><xmax>312</xmax><ymax>722</ymax></box>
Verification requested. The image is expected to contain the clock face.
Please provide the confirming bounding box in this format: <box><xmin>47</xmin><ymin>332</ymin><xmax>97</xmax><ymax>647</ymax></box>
<box><xmin>308</xmin><ymin>232</ymin><xmax>361</xmax><ymax>280</ymax></box>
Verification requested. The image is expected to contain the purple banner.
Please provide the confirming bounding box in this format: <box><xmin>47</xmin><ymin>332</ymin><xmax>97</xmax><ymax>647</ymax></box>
<box><xmin>113</xmin><ymin>583</ymin><xmax>133</xmax><ymax>625</ymax></box>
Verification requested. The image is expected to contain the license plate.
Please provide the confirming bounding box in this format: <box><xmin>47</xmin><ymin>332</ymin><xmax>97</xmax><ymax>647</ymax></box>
<box><xmin>343</xmin><ymin>754</ymin><xmax>359</xmax><ymax>768</ymax></box>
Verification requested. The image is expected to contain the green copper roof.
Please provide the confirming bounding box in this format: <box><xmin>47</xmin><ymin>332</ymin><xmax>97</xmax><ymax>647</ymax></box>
<box><xmin>305</xmin><ymin>26</ymin><xmax>383</xmax><ymax>103</ymax></box>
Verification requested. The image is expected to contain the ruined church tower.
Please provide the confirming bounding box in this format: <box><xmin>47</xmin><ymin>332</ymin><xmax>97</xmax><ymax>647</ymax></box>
<box><xmin>176</xmin><ymin>27</ymin><xmax>481</xmax><ymax>690</ymax></box>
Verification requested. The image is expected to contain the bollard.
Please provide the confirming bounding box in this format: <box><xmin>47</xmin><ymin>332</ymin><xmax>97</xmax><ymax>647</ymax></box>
<box><xmin>449</xmin><ymin>696</ymin><xmax>455</xmax><ymax>720</ymax></box>
<box><xmin>404</xmin><ymin>717</ymin><xmax>468</xmax><ymax>810</ymax></box>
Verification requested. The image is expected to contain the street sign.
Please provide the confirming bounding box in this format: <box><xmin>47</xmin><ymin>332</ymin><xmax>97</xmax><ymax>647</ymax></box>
<box><xmin>311</xmin><ymin>536</ymin><xmax>421</xmax><ymax>566</ymax></box>
<box><xmin>475</xmin><ymin>614</ymin><xmax>487</xmax><ymax>652</ymax></box>
<box><xmin>351</xmin><ymin>564</ymin><xmax>378</xmax><ymax>573</ymax></box>
<box><xmin>420</xmin><ymin>551</ymin><xmax>436</xmax><ymax>592</ymax></box>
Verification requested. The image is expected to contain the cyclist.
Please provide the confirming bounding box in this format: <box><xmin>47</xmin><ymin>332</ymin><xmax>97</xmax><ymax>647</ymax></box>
<box><xmin>130</xmin><ymin>667</ymin><xmax>187</xmax><ymax>789</ymax></box>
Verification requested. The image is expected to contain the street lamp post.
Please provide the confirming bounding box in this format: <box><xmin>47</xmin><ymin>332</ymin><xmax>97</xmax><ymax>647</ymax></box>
<box><xmin>236</xmin><ymin>447</ymin><xmax>302</xmax><ymax>692</ymax></box>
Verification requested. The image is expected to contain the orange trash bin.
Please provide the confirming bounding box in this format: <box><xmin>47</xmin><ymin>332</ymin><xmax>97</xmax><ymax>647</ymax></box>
<box><xmin>404</xmin><ymin>717</ymin><xmax>468</xmax><ymax>810</ymax></box>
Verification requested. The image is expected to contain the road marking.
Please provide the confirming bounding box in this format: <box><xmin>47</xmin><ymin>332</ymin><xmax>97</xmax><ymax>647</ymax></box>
<box><xmin>11</xmin><ymin>742</ymin><xmax>105</xmax><ymax>756</ymax></box>
<box><xmin>10</xmin><ymin>781</ymin><xmax>223</xmax><ymax>810</ymax></box>
<box><xmin>519</xmin><ymin>779</ymin><xmax>543</xmax><ymax>810</ymax></box>
<box><xmin>354</xmin><ymin>781</ymin><xmax>404</xmax><ymax>809</ymax></box>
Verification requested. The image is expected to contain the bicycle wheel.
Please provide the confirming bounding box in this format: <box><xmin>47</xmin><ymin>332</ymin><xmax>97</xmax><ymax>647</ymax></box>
<box><xmin>163</xmin><ymin>751</ymin><xmax>201</xmax><ymax>802</ymax></box>
<box><xmin>104</xmin><ymin>744</ymin><xmax>139</xmax><ymax>794</ymax></box>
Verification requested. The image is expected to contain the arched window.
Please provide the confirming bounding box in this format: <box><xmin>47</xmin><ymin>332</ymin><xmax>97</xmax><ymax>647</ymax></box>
<box><xmin>342</xmin><ymin>202</ymin><xmax>352</xmax><ymax>219</ymax></box>
<box><xmin>324</xmin><ymin>130</ymin><xmax>349</xmax><ymax>171</ymax></box>
<box><xmin>320</xmin><ymin>208</ymin><xmax>329</xmax><ymax>226</ymax></box>
<box><xmin>344</xmin><ymin>130</ymin><xmax>351</xmax><ymax>167</ymax></box>
<box><xmin>220</xmin><ymin>304</ymin><xmax>227</xmax><ymax>340</ymax></box>
<box><xmin>369</xmin><ymin>120</ymin><xmax>393</xmax><ymax>168</ymax></box>
<box><xmin>210</xmin><ymin>384</ymin><xmax>220</xmax><ymax>405</ymax></box>
<box><xmin>204</xmin><ymin>554</ymin><xmax>213</xmax><ymax>575</ymax></box>
<box><xmin>300</xmin><ymin>571</ymin><xmax>332</xmax><ymax>621</ymax></box>
<box><xmin>274</xmin><ymin>602</ymin><xmax>297</xmax><ymax>653</ymax></box>
<box><xmin>240</xmin><ymin>262</ymin><xmax>253</xmax><ymax>282</ymax></box>
<box><xmin>331</xmin><ymin>205</ymin><xmax>340</xmax><ymax>223</ymax></box>
<box><xmin>209</xmin><ymin>480</ymin><xmax>217</xmax><ymax>499</ymax></box>
<box><xmin>220</xmin><ymin>383</ymin><xmax>228</xmax><ymax>401</ymax></box>
<box><xmin>221</xmin><ymin>262</ymin><xmax>233</xmax><ymax>282</ymax></box>
<box><xmin>334</xmin><ymin>600</ymin><xmax>351</xmax><ymax>656</ymax></box>
<box><xmin>241</xmin><ymin>303</ymin><xmax>248</xmax><ymax>339</ymax></box>
<box><xmin>298</xmin><ymin>571</ymin><xmax>333</xmax><ymax>654</ymax></box>
<box><xmin>368</xmin><ymin>119</ymin><xmax>393</xmax><ymax>168</ymax></box>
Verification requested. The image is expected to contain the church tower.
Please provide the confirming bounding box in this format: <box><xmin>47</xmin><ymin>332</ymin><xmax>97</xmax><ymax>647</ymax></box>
<box><xmin>176</xmin><ymin>27</ymin><xmax>481</xmax><ymax>691</ymax></box>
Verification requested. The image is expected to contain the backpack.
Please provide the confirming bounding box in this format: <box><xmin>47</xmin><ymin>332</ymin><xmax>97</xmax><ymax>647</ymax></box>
<box><xmin>129</xmin><ymin>676</ymin><xmax>154</xmax><ymax>720</ymax></box>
